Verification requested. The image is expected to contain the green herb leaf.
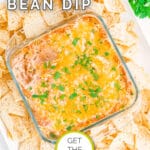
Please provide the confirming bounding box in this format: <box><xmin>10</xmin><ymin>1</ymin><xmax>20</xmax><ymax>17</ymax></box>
<box><xmin>72</xmin><ymin>38</ymin><xmax>80</xmax><ymax>46</ymax></box>
<box><xmin>89</xmin><ymin>87</ymin><xmax>102</xmax><ymax>98</ymax></box>
<box><xmin>28</xmin><ymin>86</ymin><xmax>32</xmax><ymax>90</ymax></box>
<box><xmin>90</xmin><ymin>69</ymin><xmax>99</xmax><ymax>81</ymax></box>
<box><xmin>95</xmin><ymin>100</ymin><xmax>100</xmax><ymax>107</ymax></box>
<box><xmin>51</xmin><ymin>65</ymin><xmax>56</xmax><ymax>69</ymax></box>
<box><xmin>83</xmin><ymin>104</ymin><xmax>88</xmax><ymax>111</ymax></box>
<box><xmin>51</xmin><ymin>83</ymin><xmax>56</xmax><ymax>89</ymax></box>
<box><xmin>69</xmin><ymin>92</ymin><xmax>78</xmax><ymax>100</ymax></box>
<box><xmin>99</xmin><ymin>39</ymin><xmax>103</xmax><ymax>44</ymax></box>
<box><xmin>58</xmin><ymin>85</ymin><xmax>65</xmax><ymax>91</ymax></box>
<box><xmin>81</xmin><ymin>95</ymin><xmax>86</xmax><ymax>101</ymax></box>
<box><xmin>74</xmin><ymin>54</ymin><xmax>91</xmax><ymax>68</ymax></box>
<box><xmin>41</xmin><ymin>82</ymin><xmax>48</xmax><ymax>87</ymax></box>
<box><xmin>49</xmin><ymin>133</ymin><xmax>57</xmax><ymax>139</ymax></box>
<box><xmin>112</xmin><ymin>66</ymin><xmax>116</xmax><ymax>71</ymax></box>
<box><xmin>66</xmin><ymin>125</ymin><xmax>72</xmax><ymax>131</ymax></box>
<box><xmin>43</xmin><ymin>61</ymin><xmax>51</xmax><ymax>69</ymax></box>
<box><xmin>76</xmin><ymin>110</ymin><xmax>81</xmax><ymax>114</ymax></box>
<box><xmin>60</xmin><ymin>94</ymin><xmax>66</xmax><ymax>100</ymax></box>
<box><xmin>32</xmin><ymin>91</ymin><xmax>49</xmax><ymax>104</ymax></box>
<box><xmin>62</xmin><ymin>67</ymin><xmax>70</xmax><ymax>74</ymax></box>
<box><xmin>129</xmin><ymin>0</ymin><xmax>150</xmax><ymax>18</ymax></box>
<box><xmin>93</xmin><ymin>48</ymin><xmax>99</xmax><ymax>55</ymax></box>
<box><xmin>96</xmin><ymin>115</ymin><xmax>100</xmax><ymax>119</ymax></box>
<box><xmin>104</xmin><ymin>51</ymin><xmax>110</xmax><ymax>56</ymax></box>
<box><xmin>87</xmin><ymin>40</ymin><xmax>92</xmax><ymax>45</ymax></box>
<box><xmin>54</xmin><ymin>71</ymin><xmax>61</xmax><ymax>80</ymax></box>
<box><xmin>52</xmin><ymin>105</ymin><xmax>58</xmax><ymax>110</ymax></box>
<box><xmin>91</xmin><ymin>29</ymin><xmax>95</xmax><ymax>33</ymax></box>
<box><xmin>66</xmin><ymin>33</ymin><xmax>70</xmax><ymax>37</ymax></box>
<box><xmin>32</xmin><ymin>91</ymin><xmax>49</xmax><ymax>99</ymax></box>
<box><xmin>114</xmin><ymin>82</ymin><xmax>121</xmax><ymax>91</ymax></box>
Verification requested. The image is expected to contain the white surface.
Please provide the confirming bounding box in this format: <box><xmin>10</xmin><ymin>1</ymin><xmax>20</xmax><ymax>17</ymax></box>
<box><xmin>137</xmin><ymin>18</ymin><xmax>150</xmax><ymax>47</ymax></box>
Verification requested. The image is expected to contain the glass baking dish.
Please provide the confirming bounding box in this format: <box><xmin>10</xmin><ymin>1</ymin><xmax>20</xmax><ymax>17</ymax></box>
<box><xmin>6</xmin><ymin>12</ymin><xmax>138</xmax><ymax>144</ymax></box>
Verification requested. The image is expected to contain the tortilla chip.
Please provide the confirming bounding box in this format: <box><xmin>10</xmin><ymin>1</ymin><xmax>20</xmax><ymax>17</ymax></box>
<box><xmin>133</xmin><ymin>89</ymin><xmax>150</xmax><ymax>130</ymax></box>
<box><xmin>41</xmin><ymin>0</ymin><xmax>64</xmax><ymax>27</ymax></box>
<box><xmin>110</xmin><ymin>22</ymin><xmax>137</xmax><ymax>47</ymax></box>
<box><xmin>0</xmin><ymin>112</ymin><xmax>30</xmax><ymax>141</ymax></box>
<box><xmin>40</xmin><ymin>140</ymin><xmax>54</xmax><ymax>150</ymax></box>
<box><xmin>19</xmin><ymin>135</ymin><xmax>40</xmax><ymax>150</ymax></box>
<box><xmin>41</xmin><ymin>10</ymin><xmax>64</xmax><ymax>27</ymax></box>
<box><xmin>109</xmin><ymin>132</ymin><xmax>135</xmax><ymax>150</ymax></box>
<box><xmin>0</xmin><ymin>79</ymin><xmax>9</xmax><ymax>98</ymax></box>
<box><xmin>0</xmin><ymin>41</ymin><xmax>7</xmax><ymax>49</ymax></box>
<box><xmin>133</xmin><ymin>111</ymin><xmax>150</xmax><ymax>130</ymax></box>
<box><xmin>7</xmin><ymin>11</ymin><xmax>23</xmax><ymax>31</ymax></box>
<box><xmin>0</xmin><ymin>30</ymin><xmax>10</xmax><ymax>43</ymax></box>
<box><xmin>127</xmin><ymin>62</ymin><xmax>150</xmax><ymax>90</ymax></box>
<box><xmin>141</xmin><ymin>89</ymin><xmax>150</xmax><ymax>113</ymax></box>
<box><xmin>0</xmin><ymin>8</ymin><xmax>7</xmax><ymax>23</ymax></box>
<box><xmin>90</xmin><ymin>121</ymin><xmax>118</xmax><ymax>149</ymax></box>
<box><xmin>6</xmin><ymin>80</ymin><xmax>22</xmax><ymax>102</ymax></box>
<box><xmin>136</xmin><ymin>126</ymin><xmax>150</xmax><ymax>150</ymax></box>
<box><xmin>14</xmin><ymin>31</ymin><xmax>26</xmax><ymax>46</ymax></box>
<box><xmin>104</xmin><ymin>0</ymin><xmax>125</xmax><ymax>13</ymax></box>
<box><xmin>8</xmin><ymin>101</ymin><xmax>27</xmax><ymax>117</ymax></box>
<box><xmin>102</xmin><ymin>9</ymin><xmax>120</xmax><ymax>28</ymax></box>
<box><xmin>23</xmin><ymin>11</ymin><xmax>49</xmax><ymax>38</ymax></box>
<box><xmin>0</xmin><ymin>92</ymin><xmax>14</xmax><ymax>111</ymax></box>
<box><xmin>90</xmin><ymin>1</ymin><xmax>104</xmax><ymax>15</ymax></box>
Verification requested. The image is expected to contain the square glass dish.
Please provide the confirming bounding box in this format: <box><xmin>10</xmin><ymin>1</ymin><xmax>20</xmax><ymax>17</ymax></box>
<box><xmin>6</xmin><ymin>12</ymin><xmax>138</xmax><ymax>143</ymax></box>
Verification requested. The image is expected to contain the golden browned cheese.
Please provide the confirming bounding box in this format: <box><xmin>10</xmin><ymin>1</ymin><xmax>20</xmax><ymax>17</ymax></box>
<box><xmin>11</xmin><ymin>15</ymin><xmax>135</xmax><ymax>139</ymax></box>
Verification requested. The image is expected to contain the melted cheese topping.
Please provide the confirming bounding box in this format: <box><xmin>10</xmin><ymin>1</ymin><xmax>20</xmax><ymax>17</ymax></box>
<box><xmin>11</xmin><ymin>15</ymin><xmax>135</xmax><ymax>139</ymax></box>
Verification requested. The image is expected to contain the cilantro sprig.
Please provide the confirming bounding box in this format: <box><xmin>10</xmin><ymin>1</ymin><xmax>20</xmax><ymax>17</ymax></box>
<box><xmin>32</xmin><ymin>91</ymin><xmax>49</xmax><ymax>104</ymax></box>
<box><xmin>129</xmin><ymin>0</ymin><xmax>150</xmax><ymax>18</ymax></box>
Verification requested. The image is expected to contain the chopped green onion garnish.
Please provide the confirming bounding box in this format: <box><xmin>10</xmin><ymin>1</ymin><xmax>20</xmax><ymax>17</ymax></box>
<box><xmin>28</xmin><ymin>86</ymin><xmax>32</xmax><ymax>90</ymax></box>
<box><xmin>87</xmin><ymin>40</ymin><xmax>92</xmax><ymax>45</ymax></box>
<box><xmin>54</xmin><ymin>71</ymin><xmax>61</xmax><ymax>80</ymax></box>
<box><xmin>91</xmin><ymin>29</ymin><xmax>95</xmax><ymax>33</ymax></box>
<box><xmin>62</xmin><ymin>67</ymin><xmax>70</xmax><ymax>74</ymax></box>
<box><xmin>41</xmin><ymin>82</ymin><xmax>48</xmax><ymax>87</ymax></box>
<box><xmin>51</xmin><ymin>83</ymin><xmax>57</xmax><ymax>89</ymax></box>
<box><xmin>96</xmin><ymin>115</ymin><xmax>100</xmax><ymax>119</ymax></box>
<box><xmin>89</xmin><ymin>87</ymin><xmax>102</xmax><ymax>98</ymax></box>
<box><xmin>81</xmin><ymin>95</ymin><xmax>86</xmax><ymax>101</ymax></box>
<box><xmin>69</xmin><ymin>92</ymin><xmax>78</xmax><ymax>100</ymax></box>
<box><xmin>76</xmin><ymin>110</ymin><xmax>81</xmax><ymax>114</ymax></box>
<box><xmin>32</xmin><ymin>91</ymin><xmax>49</xmax><ymax>99</ymax></box>
<box><xmin>66</xmin><ymin>125</ymin><xmax>72</xmax><ymax>131</ymax></box>
<box><xmin>93</xmin><ymin>48</ymin><xmax>99</xmax><ymax>55</ymax></box>
<box><xmin>95</xmin><ymin>100</ymin><xmax>100</xmax><ymax>107</ymax></box>
<box><xmin>83</xmin><ymin>104</ymin><xmax>88</xmax><ymax>111</ymax></box>
<box><xmin>112</xmin><ymin>67</ymin><xmax>116</xmax><ymax>71</ymax></box>
<box><xmin>104</xmin><ymin>52</ymin><xmax>110</xmax><ymax>56</ymax></box>
<box><xmin>72</xmin><ymin>38</ymin><xmax>80</xmax><ymax>46</ymax></box>
<box><xmin>43</xmin><ymin>61</ymin><xmax>50</xmax><ymax>69</ymax></box>
<box><xmin>49</xmin><ymin>133</ymin><xmax>57</xmax><ymax>139</ymax></box>
<box><xmin>114</xmin><ymin>82</ymin><xmax>121</xmax><ymax>91</ymax></box>
<box><xmin>66</xmin><ymin>33</ymin><xmax>70</xmax><ymax>37</ymax></box>
<box><xmin>58</xmin><ymin>85</ymin><xmax>65</xmax><ymax>91</ymax></box>
<box><xmin>60</xmin><ymin>94</ymin><xmax>66</xmax><ymax>100</ymax></box>
<box><xmin>51</xmin><ymin>65</ymin><xmax>56</xmax><ymax>69</ymax></box>
<box><xmin>32</xmin><ymin>91</ymin><xmax>49</xmax><ymax>104</ymax></box>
